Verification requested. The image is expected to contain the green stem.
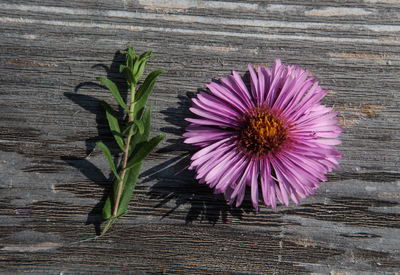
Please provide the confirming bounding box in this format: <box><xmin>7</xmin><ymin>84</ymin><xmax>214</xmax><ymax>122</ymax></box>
<box><xmin>111</xmin><ymin>83</ymin><xmax>136</xmax><ymax>218</ymax></box>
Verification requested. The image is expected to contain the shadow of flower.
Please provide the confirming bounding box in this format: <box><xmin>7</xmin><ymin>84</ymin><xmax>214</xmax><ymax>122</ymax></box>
<box><xmin>144</xmin><ymin>93</ymin><xmax>255</xmax><ymax>224</ymax></box>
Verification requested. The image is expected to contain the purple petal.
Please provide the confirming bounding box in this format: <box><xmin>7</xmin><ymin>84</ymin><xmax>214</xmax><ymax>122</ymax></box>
<box><xmin>250</xmin><ymin>158</ymin><xmax>259</xmax><ymax>210</ymax></box>
<box><xmin>206</xmin><ymin>82</ymin><xmax>248</xmax><ymax>113</ymax></box>
<box><xmin>257</xmin><ymin>66</ymin><xmax>267</xmax><ymax>104</ymax></box>
<box><xmin>197</xmin><ymin>92</ymin><xmax>242</xmax><ymax>117</ymax></box>
<box><xmin>220</xmin><ymin>76</ymin><xmax>254</xmax><ymax>108</ymax></box>
<box><xmin>248</xmin><ymin>64</ymin><xmax>260</xmax><ymax>106</ymax></box>
<box><xmin>231</xmin><ymin>160</ymin><xmax>253</xmax><ymax>206</ymax></box>
<box><xmin>214</xmin><ymin>153</ymin><xmax>248</xmax><ymax>194</ymax></box>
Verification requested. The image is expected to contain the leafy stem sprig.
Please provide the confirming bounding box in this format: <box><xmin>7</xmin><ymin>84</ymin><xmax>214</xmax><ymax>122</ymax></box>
<box><xmin>96</xmin><ymin>47</ymin><xmax>165</xmax><ymax>236</ymax></box>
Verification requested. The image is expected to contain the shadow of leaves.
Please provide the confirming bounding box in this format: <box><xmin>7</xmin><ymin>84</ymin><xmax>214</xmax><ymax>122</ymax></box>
<box><xmin>62</xmin><ymin>50</ymin><xmax>127</xmax><ymax>235</ymax></box>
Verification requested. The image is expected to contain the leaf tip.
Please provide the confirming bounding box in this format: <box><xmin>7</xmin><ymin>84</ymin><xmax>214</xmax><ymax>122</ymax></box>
<box><xmin>96</xmin><ymin>141</ymin><xmax>104</xmax><ymax>147</ymax></box>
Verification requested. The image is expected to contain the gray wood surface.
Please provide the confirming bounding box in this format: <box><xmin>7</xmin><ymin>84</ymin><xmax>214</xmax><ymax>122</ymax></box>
<box><xmin>1</xmin><ymin>0</ymin><xmax>400</xmax><ymax>274</ymax></box>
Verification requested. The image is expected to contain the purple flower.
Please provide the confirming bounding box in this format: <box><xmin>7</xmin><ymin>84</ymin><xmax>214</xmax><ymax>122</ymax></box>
<box><xmin>184</xmin><ymin>59</ymin><xmax>342</xmax><ymax>210</ymax></box>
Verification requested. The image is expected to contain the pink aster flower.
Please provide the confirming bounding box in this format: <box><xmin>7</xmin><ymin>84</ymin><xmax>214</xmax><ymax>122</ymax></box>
<box><xmin>184</xmin><ymin>59</ymin><xmax>342</xmax><ymax>210</ymax></box>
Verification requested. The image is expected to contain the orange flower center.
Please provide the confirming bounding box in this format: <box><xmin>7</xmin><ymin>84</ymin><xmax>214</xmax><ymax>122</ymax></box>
<box><xmin>239</xmin><ymin>109</ymin><xmax>287</xmax><ymax>155</ymax></box>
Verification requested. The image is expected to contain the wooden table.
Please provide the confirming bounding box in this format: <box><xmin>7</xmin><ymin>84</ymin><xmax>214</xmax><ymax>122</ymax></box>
<box><xmin>1</xmin><ymin>1</ymin><xmax>400</xmax><ymax>273</ymax></box>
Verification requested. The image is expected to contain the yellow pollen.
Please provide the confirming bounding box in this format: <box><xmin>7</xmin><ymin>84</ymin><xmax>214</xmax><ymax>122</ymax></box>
<box><xmin>239</xmin><ymin>109</ymin><xmax>287</xmax><ymax>155</ymax></box>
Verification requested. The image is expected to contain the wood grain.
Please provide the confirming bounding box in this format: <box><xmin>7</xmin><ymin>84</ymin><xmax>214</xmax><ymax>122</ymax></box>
<box><xmin>1</xmin><ymin>0</ymin><xmax>400</xmax><ymax>273</ymax></box>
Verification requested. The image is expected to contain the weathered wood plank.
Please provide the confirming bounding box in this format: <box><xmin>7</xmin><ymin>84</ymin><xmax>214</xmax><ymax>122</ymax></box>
<box><xmin>1</xmin><ymin>0</ymin><xmax>400</xmax><ymax>273</ymax></box>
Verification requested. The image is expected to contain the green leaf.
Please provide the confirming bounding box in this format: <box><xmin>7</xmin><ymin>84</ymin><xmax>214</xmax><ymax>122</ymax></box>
<box><xmin>128</xmin><ymin>46</ymin><xmax>135</xmax><ymax>59</ymax></box>
<box><xmin>134</xmin><ymin>70</ymin><xmax>165</xmax><ymax>117</ymax></box>
<box><xmin>119</xmin><ymin>64</ymin><xmax>127</xmax><ymax>73</ymax></box>
<box><xmin>102</xmin><ymin>175</ymin><xmax>119</xmax><ymax>220</ymax></box>
<box><xmin>134</xmin><ymin>60</ymin><xmax>147</xmax><ymax>84</ymax></box>
<box><xmin>103</xmin><ymin>161</ymin><xmax>142</xmax><ymax>219</ymax></box>
<box><xmin>139</xmin><ymin>50</ymin><xmax>152</xmax><ymax>61</ymax></box>
<box><xmin>129</xmin><ymin>107</ymin><xmax>151</xmax><ymax>154</ymax></box>
<box><xmin>102</xmin><ymin>196</ymin><xmax>112</xmax><ymax>219</ymax></box>
<box><xmin>121</xmin><ymin>121</ymin><xmax>136</xmax><ymax>137</ymax></box>
<box><xmin>104</xmin><ymin>105</ymin><xmax>154</xmax><ymax>219</ymax></box>
<box><xmin>134</xmin><ymin>119</ymin><xmax>144</xmax><ymax>135</ymax></box>
<box><xmin>135</xmin><ymin>70</ymin><xmax>165</xmax><ymax>102</ymax></box>
<box><xmin>96</xmin><ymin>142</ymin><xmax>121</xmax><ymax>182</ymax></box>
<box><xmin>133</xmin><ymin>51</ymin><xmax>152</xmax><ymax>83</ymax></box>
<box><xmin>102</xmin><ymin>106</ymin><xmax>150</xmax><ymax>221</ymax></box>
<box><xmin>123</xmin><ymin>46</ymin><xmax>136</xmax><ymax>70</ymax></box>
<box><xmin>127</xmin><ymin>68</ymin><xmax>136</xmax><ymax>87</ymax></box>
<box><xmin>120</xmin><ymin>65</ymin><xmax>135</xmax><ymax>87</ymax></box>
<box><xmin>101</xmin><ymin>101</ymin><xmax>125</xmax><ymax>151</ymax></box>
<box><xmin>125</xmin><ymin>134</ymin><xmax>165</xmax><ymax>170</ymax></box>
<box><xmin>116</xmin><ymin>162</ymin><xmax>142</xmax><ymax>217</ymax></box>
<box><xmin>96</xmin><ymin>77</ymin><xmax>129</xmax><ymax>111</ymax></box>
<box><xmin>111</xmin><ymin>130</ymin><xmax>125</xmax><ymax>138</ymax></box>
<box><xmin>132</xmin><ymin>55</ymin><xmax>141</xmax><ymax>77</ymax></box>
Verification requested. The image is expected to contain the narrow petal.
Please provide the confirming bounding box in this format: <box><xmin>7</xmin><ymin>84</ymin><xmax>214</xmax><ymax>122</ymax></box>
<box><xmin>250</xmin><ymin>159</ymin><xmax>259</xmax><ymax>210</ymax></box>
<box><xmin>231</xmin><ymin>160</ymin><xmax>253</xmax><ymax>206</ymax></box>
<box><xmin>185</xmin><ymin>117</ymin><xmax>234</xmax><ymax>128</ymax></box>
<box><xmin>215</xmin><ymin>153</ymin><xmax>248</xmax><ymax>194</ymax></box>
<box><xmin>231</xmin><ymin>70</ymin><xmax>253</xmax><ymax>106</ymax></box>
<box><xmin>197</xmin><ymin>92</ymin><xmax>242</xmax><ymax>117</ymax></box>
<box><xmin>192</xmin><ymin>97</ymin><xmax>240</xmax><ymax>121</ymax></box>
<box><xmin>206</xmin><ymin>82</ymin><xmax>248</xmax><ymax>112</ymax></box>
<box><xmin>189</xmin><ymin>106</ymin><xmax>240</xmax><ymax>127</ymax></box>
<box><xmin>266</xmin><ymin>63</ymin><xmax>285</xmax><ymax>106</ymax></box>
<box><xmin>205</xmin><ymin>150</ymin><xmax>237</xmax><ymax>185</ymax></box>
<box><xmin>248</xmin><ymin>64</ymin><xmax>260</xmax><ymax>105</ymax></box>
<box><xmin>220</xmin><ymin>76</ymin><xmax>253</xmax><ymax>108</ymax></box>
<box><xmin>190</xmin><ymin>138</ymin><xmax>232</xmax><ymax>161</ymax></box>
<box><xmin>258</xmin><ymin>66</ymin><xmax>267</xmax><ymax>104</ymax></box>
